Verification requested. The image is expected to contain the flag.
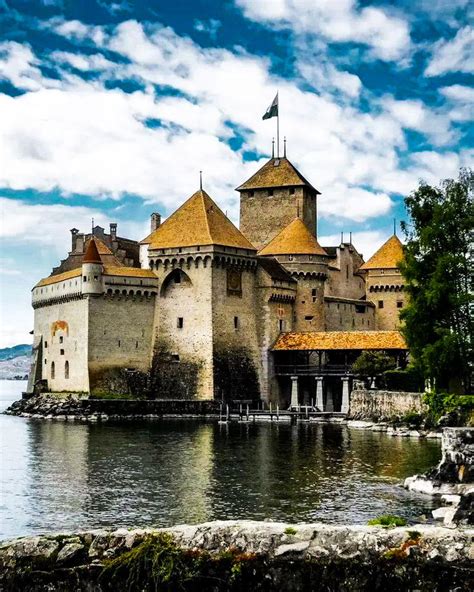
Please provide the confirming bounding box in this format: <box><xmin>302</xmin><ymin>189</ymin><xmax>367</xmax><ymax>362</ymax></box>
<box><xmin>262</xmin><ymin>93</ymin><xmax>278</xmax><ymax>120</ymax></box>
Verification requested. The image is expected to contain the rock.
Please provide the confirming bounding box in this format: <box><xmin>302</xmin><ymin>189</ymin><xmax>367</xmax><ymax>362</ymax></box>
<box><xmin>432</xmin><ymin>507</ymin><xmax>448</xmax><ymax>520</ymax></box>
<box><xmin>56</xmin><ymin>542</ymin><xmax>84</xmax><ymax>563</ymax></box>
<box><xmin>274</xmin><ymin>541</ymin><xmax>310</xmax><ymax>556</ymax></box>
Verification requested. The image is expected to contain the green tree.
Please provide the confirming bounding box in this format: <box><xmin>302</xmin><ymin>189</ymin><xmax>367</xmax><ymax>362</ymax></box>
<box><xmin>352</xmin><ymin>351</ymin><xmax>396</xmax><ymax>376</ymax></box>
<box><xmin>399</xmin><ymin>169</ymin><xmax>473</xmax><ymax>394</ymax></box>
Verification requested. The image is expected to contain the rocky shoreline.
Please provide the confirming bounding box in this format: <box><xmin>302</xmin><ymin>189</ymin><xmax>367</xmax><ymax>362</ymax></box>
<box><xmin>1</xmin><ymin>520</ymin><xmax>473</xmax><ymax>591</ymax></box>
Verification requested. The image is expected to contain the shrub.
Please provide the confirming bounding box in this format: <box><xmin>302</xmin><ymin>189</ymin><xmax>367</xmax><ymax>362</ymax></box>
<box><xmin>423</xmin><ymin>392</ymin><xmax>474</xmax><ymax>425</ymax></box>
<box><xmin>383</xmin><ymin>368</ymin><xmax>424</xmax><ymax>392</ymax></box>
<box><xmin>352</xmin><ymin>352</ymin><xmax>396</xmax><ymax>376</ymax></box>
<box><xmin>368</xmin><ymin>515</ymin><xmax>407</xmax><ymax>528</ymax></box>
<box><xmin>284</xmin><ymin>527</ymin><xmax>297</xmax><ymax>536</ymax></box>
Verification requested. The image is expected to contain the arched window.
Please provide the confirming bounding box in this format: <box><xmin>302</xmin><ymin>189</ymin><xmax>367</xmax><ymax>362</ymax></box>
<box><xmin>65</xmin><ymin>361</ymin><xmax>69</xmax><ymax>379</ymax></box>
<box><xmin>51</xmin><ymin>361</ymin><xmax>55</xmax><ymax>379</ymax></box>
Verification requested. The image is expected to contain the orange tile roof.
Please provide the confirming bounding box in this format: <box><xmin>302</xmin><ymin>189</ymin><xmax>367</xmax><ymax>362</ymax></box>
<box><xmin>35</xmin><ymin>268</ymin><xmax>82</xmax><ymax>288</ymax></box>
<box><xmin>103</xmin><ymin>266</ymin><xmax>157</xmax><ymax>278</ymax></box>
<box><xmin>237</xmin><ymin>157</ymin><xmax>319</xmax><ymax>192</ymax></box>
<box><xmin>273</xmin><ymin>330</ymin><xmax>407</xmax><ymax>351</ymax></box>
<box><xmin>360</xmin><ymin>235</ymin><xmax>404</xmax><ymax>270</ymax></box>
<box><xmin>144</xmin><ymin>189</ymin><xmax>256</xmax><ymax>250</ymax></box>
<box><xmin>258</xmin><ymin>218</ymin><xmax>328</xmax><ymax>256</ymax></box>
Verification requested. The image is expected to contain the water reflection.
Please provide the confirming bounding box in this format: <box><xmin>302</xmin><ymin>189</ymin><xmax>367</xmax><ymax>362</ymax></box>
<box><xmin>1</xmin><ymin>382</ymin><xmax>442</xmax><ymax>540</ymax></box>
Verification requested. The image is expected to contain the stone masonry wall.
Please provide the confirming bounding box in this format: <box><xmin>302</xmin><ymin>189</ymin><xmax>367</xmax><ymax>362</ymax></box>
<box><xmin>349</xmin><ymin>389</ymin><xmax>427</xmax><ymax>420</ymax></box>
<box><xmin>34</xmin><ymin>297</ymin><xmax>89</xmax><ymax>393</ymax></box>
<box><xmin>1</xmin><ymin>521</ymin><xmax>472</xmax><ymax>592</ymax></box>
<box><xmin>240</xmin><ymin>187</ymin><xmax>316</xmax><ymax>250</ymax></box>
<box><xmin>365</xmin><ymin>269</ymin><xmax>405</xmax><ymax>331</ymax></box>
<box><xmin>324</xmin><ymin>298</ymin><xmax>375</xmax><ymax>331</ymax></box>
<box><xmin>88</xmin><ymin>294</ymin><xmax>156</xmax><ymax>394</ymax></box>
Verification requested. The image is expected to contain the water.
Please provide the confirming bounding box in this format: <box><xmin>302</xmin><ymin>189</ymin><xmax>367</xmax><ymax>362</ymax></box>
<box><xmin>0</xmin><ymin>380</ymin><xmax>441</xmax><ymax>540</ymax></box>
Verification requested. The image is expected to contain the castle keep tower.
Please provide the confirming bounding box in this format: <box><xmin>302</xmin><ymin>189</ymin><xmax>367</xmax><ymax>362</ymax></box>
<box><xmin>237</xmin><ymin>156</ymin><xmax>321</xmax><ymax>250</ymax></box>
<box><xmin>360</xmin><ymin>234</ymin><xmax>405</xmax><ymax>330</ymax></box>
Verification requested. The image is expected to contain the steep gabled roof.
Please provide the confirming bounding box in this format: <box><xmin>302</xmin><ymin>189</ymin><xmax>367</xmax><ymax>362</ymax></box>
<box><xmin>360</xmin><ymin>235</ymin><xmax>404</xmax><ymax>270</ymax></box>
<box><xmin>83</xmin><ymin>237</ymin><xmax>102</xmax><ymax>263</ymax></box>
<box><xmin>273</xmin><ymin>331</ymin><xmax>407</xmax><ymax>351</ymax></box>
<box><xmin>258</xmin><ymin>218</ymin><xmax>327</xmax><ymax>256</ymax></box>
<box><xmin>144</xmin><ymin>189</ymin><xmax>256</xmax><ymax>251</ymax></box>
<box><xmin>236</xmin><ymin>157</ymin><xmax>320</xmax><ymax>193</ymax></box>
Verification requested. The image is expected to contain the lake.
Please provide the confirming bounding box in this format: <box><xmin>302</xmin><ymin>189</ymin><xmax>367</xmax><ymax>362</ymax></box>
<box><xmin>0</xmin><ymin>380</ymin><xmax>441</xmax><ymax>540</ymax></box>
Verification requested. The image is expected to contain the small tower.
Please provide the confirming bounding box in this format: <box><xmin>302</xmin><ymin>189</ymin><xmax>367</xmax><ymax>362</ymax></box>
<box><xmin>81</xmin><ymin>238</ymin><xmax>104</xmax><ymax>295</ymax></box>
<box><xmin>236</xmin><ymin>155</ymin><xmax>321</xmax><ymax>250</ymax></box>
<box><xmin>360</xmin><ymin>234</ymin><xmax>405</xmax><ymax>330</ymax></box>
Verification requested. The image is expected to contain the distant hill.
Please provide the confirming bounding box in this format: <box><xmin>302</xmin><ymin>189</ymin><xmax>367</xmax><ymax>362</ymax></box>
<box><xmin>0</xmin><ymin>344</ymin><xmax>31</xmax><ymax>361</ymax></box>
<box><xmin>0</xmin><ymin>345</ymin><xmax>31</xmax><ymax>380</ymax></box>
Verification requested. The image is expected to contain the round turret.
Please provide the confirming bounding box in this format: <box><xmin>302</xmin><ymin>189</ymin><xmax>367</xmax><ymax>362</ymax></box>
<box><xmin>81</xmin><ymin>238</ymin><xmax>104</xmax><ymax>295</ymax></box>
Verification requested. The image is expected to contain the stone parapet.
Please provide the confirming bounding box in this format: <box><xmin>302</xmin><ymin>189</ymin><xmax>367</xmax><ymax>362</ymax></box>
<box><xmin>349</xmin><ymin>389</ymin><xmax>426</xmax><ymax>421</ymax></box>
<box><xmin>1</xmin><ymin>521</ymin><xmax>472</xmax><ymax>591</ymax></box>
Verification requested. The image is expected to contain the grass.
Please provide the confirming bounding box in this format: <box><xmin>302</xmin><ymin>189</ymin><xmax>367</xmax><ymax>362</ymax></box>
<box><xmin>284</xmin><ymin>527</ymin><xmax>298</xmax><ymax>536</ymax></box>
<box><xmin>368</xmin><ymin>515</ymin><xmax>407</xmax><ymax>528</ymax></box>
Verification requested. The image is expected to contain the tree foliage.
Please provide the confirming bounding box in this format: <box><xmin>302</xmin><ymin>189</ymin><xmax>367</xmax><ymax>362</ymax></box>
<box><xmin>352</xmin><ymin>351</ymin><xmax>396</xmax><ymax>376</ymax></box>
<box><xmin>399</xmin><ymin>169</ymin><xmax>473</xmax><ymax>394</ymax></box>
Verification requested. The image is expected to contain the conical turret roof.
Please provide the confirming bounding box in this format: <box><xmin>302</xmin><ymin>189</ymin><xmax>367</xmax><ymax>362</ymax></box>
<box><xmin>258</xmin><ymin>218</ymin><xmax>327</xmax><ymax>256</ymax></box>
<box><xmin>83</xmin><ymin>237</ymin><xmax>102</xmax><ymax>263</ymax></box>
<box><xmin>236</xmin><ymin>157</ymin><xmax>320</xmax><ymax>193</ymax></box>
<box><xmin>360</xmin><ymin>234</ymin><xmax>404</xmax><ymax>270</ymax></box>
<box><xmin>144</xmin><ymin>189</ymin><xmax>256</xmax><ymax>250</ymax></box>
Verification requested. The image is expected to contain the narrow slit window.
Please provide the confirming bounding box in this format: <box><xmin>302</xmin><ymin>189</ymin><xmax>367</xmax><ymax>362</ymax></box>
<box><xmin>177</xmin><ymin>317</ymin><xmax>184</xmax><ymax>329</ymax></box>
<box><xmin>234</xmin><ymin>316</ymin><xmax>239</xmax><ymax>330</ymax></box>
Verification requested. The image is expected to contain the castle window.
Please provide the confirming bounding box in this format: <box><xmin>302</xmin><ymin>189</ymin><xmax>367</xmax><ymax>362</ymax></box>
<box><xmin>135</xmin><ymin>341</ymin><xmax>139</xmax><ymax>348</ymax></box>
<box><xmin>94</xmin><ymin>275</ymin><xmax>98</xmax><ymax>280</ymax></box>
<box><xmin>288</xmin><ymin>255</ymin><xmax>294</xmax><ymax>261</ymax></box>
<box><xmin>118</xmin><ymin>340</ymin><xmax>121</xmax><ymax>347</ymax></box>
<box><xmin>44</xmin><ymin>341</ymin><xmax>48</xmax><ymax>348</ymax></box>
<box><xmin>378</xmin><ymin>300</ymin><xmax>384</xmax><ymax>309</ymax></box>
<box><xmin>171</xmin><ymin>354</ymin><xmax>180</xmax><ymax>362</ymax></box>
<box><xmin>248</xmin><ymin>191</ymin><xmax>254</xmax><ymax>197</ymax></box>
<box><xmin>83</xmin><ymin>276</ymin><xmax>87</xmax><ymax>282</ymax></box>
<box><xmin>289</xmin><ymin>187</ymin><xmax>295</xmax><ymax>195</ymax></box>
<box><xmin>234</xmin><ymin>316</ymin><xmax>239</xmax><ymax>330</ymax></box>
<box><xmin>309</xmin><ymin>255</ymin><xmax>313</xmax><ymax>261</ymax></box>
<box><xmin>174</xmin><ymin>273</ymin><xmax>181</xmax><ymax>284</ymax></box>
<box><xmin>355</xmin><ymin>304</ymin><xmax>365</xmax><ymax>313</ymax></box>
<box><xmin>60</xmin><ymin>349</ymin><xmax>64</xmax><ymax>355</ymax></box>
<box><xmin>44</xmin><ymin>359</ymin><xmax>47</xmax><ymax>365</ymax></box>
<box><xmin>51</xmin><ymin>361</ymin><xmax>55</xmax><ymax>379</ymax></box>
<box><xmin>197</xmin><ymin>246</ymin><xmax>201</xmax><ymax>251</ymax></box>
<box><xmin>346</xmin><ymin>265</ymin><xmax>349</xmax><ymax>279</ymax></box>
<box><xmin>279</xmin><ymin>319</ymin><xmax>285</xmax><ymax>331</ymax></box>
<box><xmin>65</xmin><ymin>361</ymin><xmax>69</xmax><ymax>379</ymax></box>
<box><xmin>177</xmin><ymin>317</ymin><xmax>184</xmax><ymax>329</ymax></box>
<box><xmin>59</xmin><ymin>336</ymin><xmax>63</xmax><ymax>344</ymax></box>
<box><xmin>268</xmin><ymin>189</ymin><xmax>273</xmax><ymax>197</ymax></box>
<box><xmin>304</xmin><ymin>315</ymin><xmax>314</xmax><ymax>321</ymax></box>
<box><xmin>397</xmin><ymin>301</ymin><xmax>404</xmax><ymax>308</ymax></box>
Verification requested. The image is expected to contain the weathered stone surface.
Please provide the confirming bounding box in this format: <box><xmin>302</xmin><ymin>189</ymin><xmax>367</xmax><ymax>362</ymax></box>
<box><xmin>0</xmin><ymin>521</ymin><xmax>472</xmax><ymax>591</ymax></box>
<box><xmin>349</xmin><ymin>389</ymin><xmax>426</xmax><ymax>421</ymax></box>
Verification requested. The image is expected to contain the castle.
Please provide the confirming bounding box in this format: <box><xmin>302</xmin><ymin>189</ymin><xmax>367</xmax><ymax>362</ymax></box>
<box><xmin>28</xmin><ymin>155</ymin><xmax>407</xmax><ymax>411</ymax></box>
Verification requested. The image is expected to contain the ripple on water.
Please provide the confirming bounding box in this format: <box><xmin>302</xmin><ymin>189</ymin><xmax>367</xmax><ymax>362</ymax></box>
<box><xmin>0</xmin><ymin>381</ymin><xmax>442</xmax><ymax>539</ymax></box>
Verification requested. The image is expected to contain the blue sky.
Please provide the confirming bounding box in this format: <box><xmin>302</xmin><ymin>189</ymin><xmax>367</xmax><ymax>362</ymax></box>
<box><xmin>0</xmin><ymin>0</ymin><xmax>472</xmax><ymax>347</ymax></box>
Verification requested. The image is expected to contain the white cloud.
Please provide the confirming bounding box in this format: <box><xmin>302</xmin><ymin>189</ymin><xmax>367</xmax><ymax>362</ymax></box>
<box><xmin>298</xmin><ymin>61</ymin><xmax>362</xmax><ymax>98</ymax></box>
<box><xmin>0</xmin><ymin>41</ymin><xmax>60</xmax><ymax>91</ymax></box>
<box><xmin>235</xmin><ymin>0</ymin><xmax>411</xmax><ymax>61</ymax></box>
<box><xmin>440</xmin><ymin>84</ymin><xmax>474</xmax><ymax>102</ymax></box>
<box><xmin>425</xmin><ymin>26</ymin><xmax>474</xmax><ymax>76</ymax></box>
<box><xmin>194</xmin><ymin>18</ymin><xmax>221</xmax><ymax>40</ymax></box>
<box><xmin>0</xmin><ymin>18</ymin><xmax>466</xmax><ymax>229</ymax></box>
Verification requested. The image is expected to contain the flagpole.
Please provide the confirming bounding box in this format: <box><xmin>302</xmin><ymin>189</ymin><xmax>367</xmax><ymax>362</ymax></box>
<box><xmin>276</xmin><ymin>91</ymin><xmax>279</xmax><ymax>158</ymax></box>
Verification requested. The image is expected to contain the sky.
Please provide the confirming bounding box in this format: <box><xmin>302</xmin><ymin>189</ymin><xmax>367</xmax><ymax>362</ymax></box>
<box><xmin>0</xmin><ymin>0</ymin><xmax>472</xmax><ymax>348</ymax></box>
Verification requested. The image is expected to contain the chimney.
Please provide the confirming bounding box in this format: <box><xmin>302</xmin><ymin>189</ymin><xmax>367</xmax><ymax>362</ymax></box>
<box><xmin>110</xmin><ymin>223</ymin><xmax>117</xmax><ymax>241</ymax></box>
<box><xmin>70</xmin><ymin>228</ymin><xmax>79</xmax><ymax>251</ymax></box>
<box><xmin>151</xmin><ymin>212</ymin><xmax>161</xmax><ymax>232</ymax></box>
<box><xmin>76</xmin><ymin>233</ymin><xmax>84</xmax><ymax>253</ymax></box>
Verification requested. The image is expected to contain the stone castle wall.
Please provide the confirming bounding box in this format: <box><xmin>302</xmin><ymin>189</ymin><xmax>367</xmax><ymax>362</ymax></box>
<box><xmin>152</xmin><ymin>260</ymin><xmax>214</xmax><ymax>400</ymax></box>
<box><xmin>325</xmin><ymin>245</ymin><xmax>365</xmax><ymax>300</ymax></box>
<box><xmin>87</xmin><ymin>294</ymin><xmax>156</xmax><ymax>394</ymax></box>
<box><xmin>324</xmin><ymin>298</ymin><xmax>375</xmax><ymax>331</ymax></box>
<box><xmin>349</xmin><ymin>389</ymin><xmax>427</xmax><ymax>420</ymax></box>
<box><xmin>34</xmin><ymin>297</ymin><xmax>89</xmax><ymax>392</ymax></box>
<box><xmin>212</xmin><ymin>264</ymin><xmax>261</xmax><ymax>402</ymax></box>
